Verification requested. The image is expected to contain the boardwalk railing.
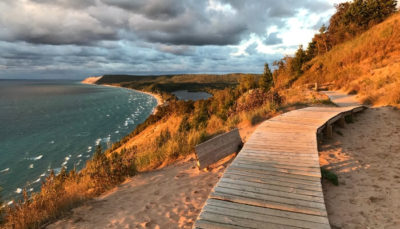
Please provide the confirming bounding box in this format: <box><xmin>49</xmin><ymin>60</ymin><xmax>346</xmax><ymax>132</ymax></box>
<box><xmin>194</xmin><ymin>105</ymin><xmax>366</xmax><ymax>229</ymax></box>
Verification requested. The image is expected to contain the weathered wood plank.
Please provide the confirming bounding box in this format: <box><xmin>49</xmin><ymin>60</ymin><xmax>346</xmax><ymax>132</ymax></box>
<box><xmin>203</xmin><ymin>204</ymin><xmax>330</xmax><ymax>228</ymax></box>
<box><xmin>222</xmin><ymin>173</ymin><xmax>323</xmax><ymax>192</ymax></box>
<box><xmin>206</xmin><ymin>199</ymin><xmax>329</xmax><ymax>225</ymax></box>
<box><xmin>217</xmin><ymin>181</ymin><xmax>325</xmax><ymax>203</ymax></box>
<box><xmin>195</xmin><ymin>128</ymin><xmax>242</xmax><ymax>169</ymax></box>
<box><xmin>220</xmin><ymin>178</ymin><xmax>324</xmax><ymax>197</ymax></box>
<box><xmin>198</xmin><ymin>211</ymin><xmax>299</xmax><ymax>229</ymax></box>
<box><xmin>210</xmin><ymin>191</ymin><xmax>328</xmax><ymax>216</ymax></box>
<box><xmin>194</xmin><ymin>105</ymin><xmax>366</xmax><ymax>228</ymax></box>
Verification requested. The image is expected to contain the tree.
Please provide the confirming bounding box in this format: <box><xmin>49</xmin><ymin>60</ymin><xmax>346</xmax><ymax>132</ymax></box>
<box><xmin>238</xmin><ymin>74</ymin><xmax>257</xmax><ymax>92</ymax></box>
<box><xmin>259</xmin><ymin>63</ymin><xmax>273</xmax><ymax>91</ymax></box>
<box><xmin>291</xmin><ymin>45</ymin><xmax>307</xmax><ymax>76</ymax></box>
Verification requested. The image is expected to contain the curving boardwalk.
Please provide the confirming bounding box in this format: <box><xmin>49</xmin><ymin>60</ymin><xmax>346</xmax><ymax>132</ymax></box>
<box><xmin>195</xmin><ymin>105</ymin><xmax>365</xmax><ymax>228</ymax></box>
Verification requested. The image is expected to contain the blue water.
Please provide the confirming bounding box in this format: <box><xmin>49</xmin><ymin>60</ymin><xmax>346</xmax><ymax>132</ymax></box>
<box><xmin>0</xmin><ymin>80</ymin><xmax>157</xmax><ymax>203</ymax></box>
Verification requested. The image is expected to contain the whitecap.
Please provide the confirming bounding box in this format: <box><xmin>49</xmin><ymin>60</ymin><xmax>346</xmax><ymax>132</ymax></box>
<box><xmin>32</xmin><ymin>178</ymin><xmax>41</xmax><ymax>184</ymax></box>
<box><xmin>0</xmin><ymin>168</ymin><xmax>10</xmax><ymax>173</ymax></box>
<box><xmin>40</xmin><ymin>173</ymin><xmax>46</xmax><ymax>177</ymax></box>
<box><xmin>29</xmin><ymin>188</ymin><xmax>34</xmax><ymax>192</ymax></box>
<box><xmin>95</xmin><ymin>138</ymin><xmax>101</xmax><ymax>145</ymax></box>
<box><xmin>7</xmin><ymin>200</ymin><xmax>14</xmax><ymax>205</ymax></box>
<box><xmin>106</xmin><ymin>114</ymin><xmax>110</xmax><ymax>117</ymax></box>
<box><xmin>85</xmin><ymin>155</ymin><xmax>90</xmax><ymax>158</ymax></box>
<box><xmin>61</xmin><ymin>161</ymin><xmax>68</xmax><ymax>166</ymax></box>
<box><xmin>65</xmin><ymin>156</ymin><xmax>70</xmax><ymax>161</ymax></box>
<box><xmin>28</xmin><ymin>155</ymin><xmax>43</xmax><ymax>161</ymax></box>
<box><xmin>54</xmin><ymin>167</ymin><xmax>61</xmax><ymax>175</ymax></box>
<box><xmin>114</xmin><ymin>130</ymin><xmax>119</xmax><ymax>134</ymax></box>
<box><xmin>15</xmin><ymin>188</ymin><xmax>22</xmax><ymax>194</ymax></box>
<box><xmin>77</xmin><ymin>154</ymin><xmax>82</xmax><ymax>158</ymax></box>
<box><xmin>49</xmin><ymin>140</ymin><xmax>55</xmax><ymax>144</ymax></box>
<box><xmin>29</xmin><ymin>164</ymin><xmax>34</xmax><ymax>169</ymax></box>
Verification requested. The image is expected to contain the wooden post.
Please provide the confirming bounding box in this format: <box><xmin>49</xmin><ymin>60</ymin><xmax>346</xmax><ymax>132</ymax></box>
<box><xmin>338</xmin><ymin>116</ymin><xmax>345</xmax><ymax>127</ymax></box>
<box><xmin>314</xmin><ymin>82</ymin><xmax>318</xmax><ymax>91</ymax></box>
<box><xmin>325</xmin><ymin>124</ymin><xmax>333</xmax><ymax>138</ymax></box>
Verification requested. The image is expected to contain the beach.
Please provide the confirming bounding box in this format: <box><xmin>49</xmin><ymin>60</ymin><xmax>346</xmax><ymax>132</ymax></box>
<box><xmin>319</xmin><ymin>107</ymin><xmax>400</xmax><ymax>228</ymax></box>
<box><xmin>47</xmin><ymin>155</ymin><xmax>230</xmax><ymax>229</ymax></box>
<box><xmin>81</xmin><ymin>77</ymin><xmax>163</xmax><ymax>114</ymax></box>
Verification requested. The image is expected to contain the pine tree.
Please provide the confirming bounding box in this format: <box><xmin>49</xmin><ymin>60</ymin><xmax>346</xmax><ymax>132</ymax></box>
<box><xmin>291</xmin><ymin>45</ymin><xmax>307</xmax><ymax>76</ymax></box>
<box><xmin>259</xmin><ymin>63</ymin><xmax>273</xmax><ymax>91</ymax></box>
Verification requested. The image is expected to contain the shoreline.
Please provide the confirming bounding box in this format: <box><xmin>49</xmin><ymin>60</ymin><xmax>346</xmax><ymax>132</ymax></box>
<box><xmin>81</xmin><ymin>80</ymin><xmax>163</xmax><ymax>115</ymax></box>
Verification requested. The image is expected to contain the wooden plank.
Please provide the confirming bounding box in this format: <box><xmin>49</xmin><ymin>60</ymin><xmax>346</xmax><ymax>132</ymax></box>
<box><xmin>194</xmin><ymin>106</ymin><xmax>368</xmax><ymax>228</ymax></box>
<box><xmin>222</xmin><ymin>172</ymin><xmax>322</xmax><ymax>192</ymax></box>
<box><xmin>236</xmin><ymin>154</ymin><xmax>319</xmax><ymax>166</ymax></box>
<box><xmin>198</xmin><ymin>211</ymin><xmax>299</xmax><ymax>229</ymax></box>
<box><xmin>227</xmin><ymin>165</ymin><xmax>321</xmax><ymax>182</ymax></box>
<box><xmin>210</xmin><ymin>191</ymin><xmax>328</xmax><ymax>216</ymax></box>
<box><xmin>226</xmin><ymin>166</ymin><xmax>322</xmax><ymax>186</ymax></box>
<box><xmin>231</xmin><ymin>161</ymin><xmax>321</xmax><ymax>177</ymax></box>
<box><xmin>217</xmin><ymin>180</ymin><xmax>325</xmax><ymax>203</ymax></box>
<box><xmin>234</xmin><ymin>158</ymin><xmax>321</xmax><ymax>170</ymax></box>
<box><xmin>222</xmin><ymin>173</ymin><xmax>322</xmax><ymax>192</ymax></box>
<box><xmin>203</xmin><ymin>204</ymin><xmax>330</xmax><ymax>228</ymax></box>
<box><xmin>195</xmin><ymin>128</ymin><xmax>242</xmax><ymax>169</ymax></box>
<box><xmin>220</xmin><ymin>178</ymin><xmax>323</xmax><ymax>197</ymax></box>
<box><xmin>195</xmin><ymin>219</ymin><xmax>247</xmax><ymax>229</ymax></box>
<box><xmin>206</xmin><ymin>199</ymin><xmax>329</xmax><ymax>225</ymax></box>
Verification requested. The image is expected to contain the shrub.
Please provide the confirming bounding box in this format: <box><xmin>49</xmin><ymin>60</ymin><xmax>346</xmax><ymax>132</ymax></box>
<box><xmin>321</xmin><ymin>168</ymin><xmax>339</xmax><ymax>186</ymax></box>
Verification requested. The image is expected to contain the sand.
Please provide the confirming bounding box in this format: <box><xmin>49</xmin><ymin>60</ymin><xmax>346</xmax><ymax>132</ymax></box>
<box><xmin>81</xmin><ymin>76</ymin><xmax>103</xmax><ymax>84</ymax></box>
<box><xmin>319</xmin><ymin>106</ymin><xmax>400</xmax><ymax>229</ymax></box>
<box><xmin>47</xmin><ymin>156</ymin><xmax>230</xmax><ymax>229</ymax></box>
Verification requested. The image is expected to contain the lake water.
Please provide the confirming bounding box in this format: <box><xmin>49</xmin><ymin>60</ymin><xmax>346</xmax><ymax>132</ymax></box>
<box><xmin>172</xmin><ymin>90</ymin><xmax>212</xmax><ymax>101</ymax></box>
<box><xmin>0</xmin><ymin>80</ymin><xmax>157</xmax><ymax>202</ymax></box>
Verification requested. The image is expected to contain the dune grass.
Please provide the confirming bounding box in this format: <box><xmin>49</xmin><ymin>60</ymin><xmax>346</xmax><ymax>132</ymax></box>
<box><xmin>297</xmin><ymin>13</ymin><xmax>400</xmax><ymax>107</ymax></box>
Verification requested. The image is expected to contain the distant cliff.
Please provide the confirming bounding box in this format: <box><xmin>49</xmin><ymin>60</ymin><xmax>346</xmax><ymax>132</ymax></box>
<box><xmin>81</xmin><ymin>76</ymin><xmax>103</xmax><ymax>84</ymax></box>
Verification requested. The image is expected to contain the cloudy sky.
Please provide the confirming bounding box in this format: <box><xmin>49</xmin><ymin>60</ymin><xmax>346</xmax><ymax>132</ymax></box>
<box><xmin>0</xmin><ymin>0</ymin><xmax>347</xmax><ymax>79</ymax></box>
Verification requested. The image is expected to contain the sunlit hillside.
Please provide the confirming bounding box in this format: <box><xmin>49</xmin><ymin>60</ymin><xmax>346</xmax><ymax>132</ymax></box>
<box><xmin>297</xmin><ymin>12</ymin><xmax>400</xmax><ymax>106</ymax></box>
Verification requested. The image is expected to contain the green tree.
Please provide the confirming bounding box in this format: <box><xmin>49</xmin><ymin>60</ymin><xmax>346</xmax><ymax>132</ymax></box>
<box><xmin>259</xmin><ymin>63</ymin><xmax>273</xmax><ymax>91</ymax></box>
<box><xmin>291</xmin><ymin>45</ymin><xmax>307</xmax><ymax>76</ymax></box>
<box><xmin>238</xmin><ymin>74</ymin><xmax>257</xmax><ymax>92</ymax></box>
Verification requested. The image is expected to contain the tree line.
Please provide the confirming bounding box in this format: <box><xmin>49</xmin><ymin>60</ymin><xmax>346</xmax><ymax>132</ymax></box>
<box><xmin>271</xmin><ymin>0</ymin><xmax>397</xmax><ymax>88</ymax></box>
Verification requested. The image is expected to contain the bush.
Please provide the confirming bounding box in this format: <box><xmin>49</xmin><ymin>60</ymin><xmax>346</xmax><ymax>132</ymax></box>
<box><xmin>321</xmin><ymin>168</ymin><xmax>339</xmax><ymax>186</ymax></box>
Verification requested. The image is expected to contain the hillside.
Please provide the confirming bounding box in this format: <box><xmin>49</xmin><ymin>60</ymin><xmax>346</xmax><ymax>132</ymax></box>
<box><xmin>96</xmin><ymin>74</ymin><xmax>259</xmax><ymax>93</ymax></box>
<box><xmin>297</xmin><ymin>12</ymin><xmax>400</xmax><ymax>106</ymax></box>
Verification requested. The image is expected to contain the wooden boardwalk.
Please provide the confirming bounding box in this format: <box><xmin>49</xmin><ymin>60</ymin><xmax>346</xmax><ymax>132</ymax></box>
<box><xmin>195</xmin><ymin>105</ymin><xmax>365</xmax><ymax>229</ymax></box>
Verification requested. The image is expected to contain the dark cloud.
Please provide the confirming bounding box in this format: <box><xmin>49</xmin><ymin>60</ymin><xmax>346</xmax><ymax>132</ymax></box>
<box><xmin>101</xmin><ymin>0</ymin><xmax>185</xmax><ymax>20</ymax></box>
<box><xmin>0</xmin><ymin>0</ymin><xmax>338</xmax><ymax>79</ymax></box>
<box><xmin>264</xmin><ymin>32</ymin><xmax>283</xmax><ymax>45</ymax></box>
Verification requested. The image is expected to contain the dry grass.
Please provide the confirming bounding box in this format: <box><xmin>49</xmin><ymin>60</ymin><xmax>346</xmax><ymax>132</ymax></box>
<box><xmin>297</xmin><ymin>13</ymin><xmax>400</xmax><ymax>106</ymax></box>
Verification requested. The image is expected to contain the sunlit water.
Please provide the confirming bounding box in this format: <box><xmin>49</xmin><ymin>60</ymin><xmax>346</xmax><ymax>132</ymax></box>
<box><xmin>0</xmin><ymin>80</ymin><xmax>157</xmax><ymax>203</ymax></box>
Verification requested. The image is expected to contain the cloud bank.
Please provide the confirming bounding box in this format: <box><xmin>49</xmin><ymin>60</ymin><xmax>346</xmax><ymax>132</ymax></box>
<box><xmin>0</xmin><ymin>0</ymin><xmax>341</xmax><ymax>79</ymax></box>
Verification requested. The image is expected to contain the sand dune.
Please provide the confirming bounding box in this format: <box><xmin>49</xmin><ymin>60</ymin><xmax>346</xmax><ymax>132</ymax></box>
<box><xmin>47</xmin><ymin>156</ymin><xmax>229</xmax><ymax>229</ymax></box>
<box><xmin>319</xmin><ymin>107</ymin><xmax>400</xmax><ymax>228</ymax></box>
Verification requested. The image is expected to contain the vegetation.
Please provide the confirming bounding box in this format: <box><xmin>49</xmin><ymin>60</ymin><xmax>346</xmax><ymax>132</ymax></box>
<box><xmin>259</xmin><ymin>63</ymin><xmax>274</xmax><ymax>91</ymax></box>
<box><xmin>2</xmin><ymin>1</ymin><xmax>399</xmax><ymax>228</ymax></box>
<box><xmin>96</xmin><ymin>73</ymin><xmax>260</xmax><ymax>95</ymax></box>
<box><xmin>321</xmin><ymin>168</ymin><xmax>339</xmax><ymax>186</ymax></box>
<box><xmin>273</xmin><ymin>0</ymin><xmax>399</xmax><ymax>106</ymax></box>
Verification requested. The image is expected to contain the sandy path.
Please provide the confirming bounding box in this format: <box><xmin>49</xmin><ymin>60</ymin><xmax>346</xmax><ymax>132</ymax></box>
<box><xmin>319</xmin><ymin>106</ymin><xmax>400</xmax><ymax>229</ymax></box>
<box><xmin>323</xmin><ymin>91</ymin><xmax>361</xmax><ymax>106</ymax></box>
<box><xmin>47</xmin><ymin>156</ymin><xmax>228</xmax><ymax>229</ymax></box>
